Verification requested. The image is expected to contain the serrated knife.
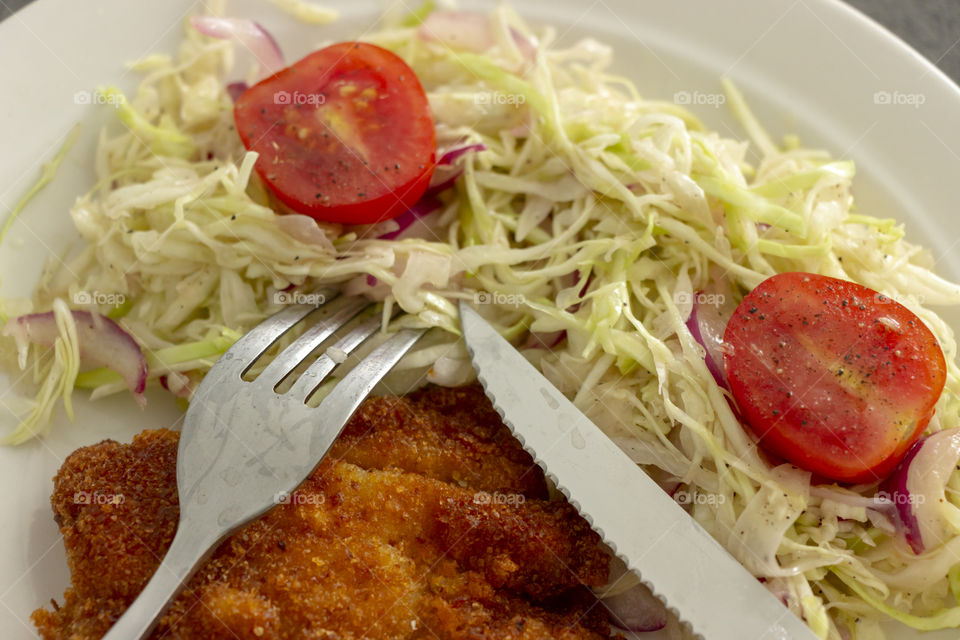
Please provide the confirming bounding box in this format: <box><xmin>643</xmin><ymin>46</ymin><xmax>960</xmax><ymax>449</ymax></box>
<box><xmin>459</xmin><ymin>301</ymin><xmax>818</xmax><ymax>640</ymax></box>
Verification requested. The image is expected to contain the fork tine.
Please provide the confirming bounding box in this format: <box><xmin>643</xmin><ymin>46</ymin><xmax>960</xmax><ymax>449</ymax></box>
<box><xmin>225</xmin><ymin>302</ymin><xmax>322</xmax><ymax>379</ymax></box>
<box><xmin>286</xmin><ymin>314</ymin><xmax>384</xmax><ymax>400</ymax></box>
<box><xmin>256</xmin><ymin>297</ymin><xmax>370</xmax><ymax>388</ymax></box>
<box><xmin>305</xmin><ymin>327</ymin><xmax>426</xmax><ymax>408</ymax></box>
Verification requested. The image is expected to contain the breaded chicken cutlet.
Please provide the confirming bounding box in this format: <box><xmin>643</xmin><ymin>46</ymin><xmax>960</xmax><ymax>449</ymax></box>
<box><xmin>33</xmin><ymin>385</ymin><xmax>616</xmax><ymax>639</ymax></box>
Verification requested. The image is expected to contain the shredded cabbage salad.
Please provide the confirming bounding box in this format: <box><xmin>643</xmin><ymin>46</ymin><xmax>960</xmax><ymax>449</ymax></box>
<box><xmin>4</xmin><ymin>2</ymin><xmax>960</xmax><ymax>638</ymax></box>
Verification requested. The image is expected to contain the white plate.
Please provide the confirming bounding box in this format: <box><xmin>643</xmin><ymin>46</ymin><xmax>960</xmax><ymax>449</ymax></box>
<box><xmin>1</xmin><ymin>1</ymin><xmax>959</xmax><ymax>638</ymax></box>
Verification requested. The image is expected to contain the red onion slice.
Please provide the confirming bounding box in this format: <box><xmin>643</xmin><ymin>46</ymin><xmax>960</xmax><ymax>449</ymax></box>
<box><xmin>226</xmin><ymin>81</ymin><xmax>249</xmax><ymax>101</ymax></box>
<box><xmin>883</xmin><ymin>441</ymin><xmax>924</xmax><ymax>552</ymax></box>
<box><xmin>3</xmin><ymin>310</ymin><xmax>148</xmax><ymax>404</ymax></box>
<box><xmin>190</xmin><ymin>16</ymin><xmax>285</xmax><ymax>77</ymax></box>
<box><xmin>686</xmin><ymin>300</ymin><xmax>726</xmax><ymax>388</ymax></box>
<box><xmin>683</xmin><ymin>275</ymin><xmax>738</xmax><ymax>389</ymax></box>
<box><xmin>420</xmin><ymin>144</ymin><xmax>487</xmax><ymax>200</ymax></box>
<box><xmin>601</xmin><ymin>582</ymin><xmax>668</xmax><ymax>632</ymax></box>
<box><xmin>685</xmin><ymin>293</ymin><xmax>736</xmax><ymax>389</ymax></box>
<box><xmin>438</xmin><ymin>143</ymin><xmax>487</xmax><ymax>166</ymax></box>
<box><xmin>424</xmin><ymin>167</ymin><xmax>462</xmax><ymax>198</ymax></box>
<box><xmin>377</xmin><ymin>196</ymin><xmax>443</xmax><ymax>240</ymax></box>
<box><xmin>884</xmin><ymin>428</ymin><xmax>960</xmax><ymax>554</ymax></box>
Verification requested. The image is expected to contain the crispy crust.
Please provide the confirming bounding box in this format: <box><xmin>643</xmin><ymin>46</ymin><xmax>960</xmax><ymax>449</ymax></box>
<box><xmin>33</xmin><ymin>385</ymin><xmax>613</xmax><ymax>639</ymax></box>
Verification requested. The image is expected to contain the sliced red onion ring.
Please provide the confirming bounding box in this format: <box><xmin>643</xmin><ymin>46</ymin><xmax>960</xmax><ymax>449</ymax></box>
<box><xmin>226</xmin><ymin>81</ymin><xmax>249</xmax><ymax>101</ymax></box>
<box><xmin>420</xmin><ymin>144</ymin><xmax>487</xmax><ymax>199</ymax></box>
<box><xmin>601</xmin><ymin>582</ymin><xmax>668</xmax><ymax>632</ymax></box>
<box><xmin>3</xmin><ymin>310</ymin><xmax>147</xmax><ymax>405</ymax></box>
<box><xmin>377</xmin><ymin>196</ymin><xmax>443</xmax><ymax>240</ymax></box>
<box><xmin>190</xmin><ymin>16</ymin><xmax>285</xmax><ymax>77</ymax></box>
<box><xmin>424</xmin><ymin>167</ymin><xmax>462</xmax><ymax>198</ymax></box>
<box><xmin>438</xmin><ymin>143</ymin><xmax>487</xmax><ymax>166</ymax></box>
<box><xmin>883</xmin><ymin>428</ymin><xmax>960</xmax><ymax>554</ymax></box>
<box><xmin>883</xmin><ymin>442</ymin><xmax>924</xmax><ymax>552</ymax></box>
<box><xmin>685</xmin><ymin>294</ymin><xmax>730</xmax><ymax>389</ymax></box>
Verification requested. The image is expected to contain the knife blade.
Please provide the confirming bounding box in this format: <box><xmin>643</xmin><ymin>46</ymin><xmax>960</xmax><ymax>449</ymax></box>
<box><xmin>459</xmin><ymin>301</ymin><xmax>818</xmax><ymax>640</ymax></box>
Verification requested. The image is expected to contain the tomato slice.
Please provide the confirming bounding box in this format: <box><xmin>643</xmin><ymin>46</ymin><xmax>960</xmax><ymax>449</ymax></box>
<box><xmin>234</xmin><ymin>42</ymin><xmax>436</xmax><ymax>224</ymax></box>
<box><xmin>723</xmin><ymin>272</ymin><xmax>946</xmax><ymax>483</ymax></box>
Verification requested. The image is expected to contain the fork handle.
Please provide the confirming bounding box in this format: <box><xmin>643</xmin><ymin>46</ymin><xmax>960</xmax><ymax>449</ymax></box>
<box><xmin>102</xmin><ymin>522</ymin><xmax>220</xmax><ymax>640</ymax></box>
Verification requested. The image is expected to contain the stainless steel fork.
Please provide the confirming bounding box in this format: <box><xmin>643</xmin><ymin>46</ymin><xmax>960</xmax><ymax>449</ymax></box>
<box><xmin>103</xmin><ymin>293</ymin><xmax>425</xmax><ymax>640</ymax></box>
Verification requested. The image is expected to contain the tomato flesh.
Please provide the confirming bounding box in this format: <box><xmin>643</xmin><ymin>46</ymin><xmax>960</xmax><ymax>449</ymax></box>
<box><xmin>234</xmin><ymin>42</ymin><xmax>436</xmax><ymax>224</ymax></box>
<box><xmin>723</xmin><ymin>272</ymin><xmax>946</xmax><ymax>483</ymax></box>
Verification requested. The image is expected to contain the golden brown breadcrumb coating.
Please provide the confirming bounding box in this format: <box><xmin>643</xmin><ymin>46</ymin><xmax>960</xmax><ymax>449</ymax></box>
<box><xmin>329</xmin><ymin>385</ymin><xmax>549</xmax><ymax>498</ymax></box>
<box><xmin>33</xmin><ymin>385</ymin><xmax>614</xmax><ymax>639</ymax></box>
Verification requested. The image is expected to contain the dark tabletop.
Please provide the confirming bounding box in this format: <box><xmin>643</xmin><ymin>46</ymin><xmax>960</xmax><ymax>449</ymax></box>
<box><xmin>1</xmin><ymin>0</ymin><xmax>958</xmax><ymax>83</ymax></box>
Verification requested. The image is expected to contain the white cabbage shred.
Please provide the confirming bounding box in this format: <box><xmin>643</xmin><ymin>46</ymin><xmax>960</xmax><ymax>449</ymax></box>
<box><xmin>3</xmin><ymin>2</ymin><xmax>960</xmax><ymax>638</ymax></box>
